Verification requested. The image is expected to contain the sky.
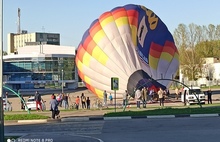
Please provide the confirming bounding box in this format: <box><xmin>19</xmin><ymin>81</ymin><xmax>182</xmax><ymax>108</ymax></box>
<box><xmin>3</xmin><ymin>0</ymin><xmax>220</xmax><ymax>51</ymax></box>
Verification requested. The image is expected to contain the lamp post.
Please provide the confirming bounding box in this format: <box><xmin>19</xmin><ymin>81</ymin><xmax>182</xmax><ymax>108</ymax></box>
<box><xmin>0</xmin><ymin>0</ymin><xmax>4</xmax><ymax>141</ymax></box>
<box><xmin>62</xmin><ymin>69</ymin><xmax>64</xmax><ymax>93</ymax></box>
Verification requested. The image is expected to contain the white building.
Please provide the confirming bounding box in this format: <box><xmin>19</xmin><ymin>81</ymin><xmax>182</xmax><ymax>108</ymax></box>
<box><xmin>179</xmin><ymin>57</ymin><xmax>220</xmax><ymax>86</ymax></box>
<box><xmin>3</xmin><ymin>44</ymin><xmax>78</xmax><ymax>93</ymax></box>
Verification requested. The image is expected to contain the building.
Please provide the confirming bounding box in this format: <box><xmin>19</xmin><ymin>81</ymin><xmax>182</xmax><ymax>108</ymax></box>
<box><xmin>3</xmin><ymin>44</ymin><xmax>78</xmax><ymax>93</ymax></box>
<box><xmin>7</xmin><ymin>31</ymin><xmax>60</xmax><ymax>54</ymax></box>
<box><xmin>179</xmin><ymin>57</ymin><xmax>220</xmax><ymax>87</ymax></box>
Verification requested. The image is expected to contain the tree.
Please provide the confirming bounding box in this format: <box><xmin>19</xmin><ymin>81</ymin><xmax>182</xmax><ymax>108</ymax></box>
<box><xmin>3</xmin><ymin>51</ymin><xmax>7</xmax><ymax>56</ymax></box>
<box><xmin>174</xmin><ymin>23</ymin><xmax>204</xmax><ymax>80</ymax></box>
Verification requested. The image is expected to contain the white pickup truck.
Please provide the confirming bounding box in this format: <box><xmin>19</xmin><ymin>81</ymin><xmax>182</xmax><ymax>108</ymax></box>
<box><xmin>181</xmin><ymin>86</ymin><xmax>205</xmax><ymax>105</ymax></box>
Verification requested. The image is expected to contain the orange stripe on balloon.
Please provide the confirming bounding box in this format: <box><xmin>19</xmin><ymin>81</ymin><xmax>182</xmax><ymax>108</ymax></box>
<box><xmin>112</xmin><ymin>8</ymin><xmax>127</xmax><ymax>20</ymax></box>
<box><xmin>83</xmin><ymin>35</ymin><xmax>96</xmax><ymax>55</ymax></box>
<box><xmin>166</xmin><ymin>40</ymin><xmax>179</xmax><ymax>54</ymax></box>
<box><xmin>149</xmin><ymin>49</ymin><xmax>161</xmax><ymax>59</ymax></box>
<box><xmin>77</xmin><ymin>45</ymin><xmax>85</xmax><ymax>62</ymax></box>
<box><xmin>89</xmin><ymin>22</ymin><xmax>102</xmax><ymax>38</ymax></box>
<box><xmin>99</xmin><ymin>12</ymin><xmax>112</xmax><ymax>23</ymax></box>
<box><xmin>149</xmin><ymin>42</ymin><xmax>163</xmax><ymax>58</ymax></box>
<box><xmin>78</xmin><ymin>70</ymin><xmax>85</xmax><ymax>82</ymax></box>
<box><xmin>163</xmin><ymin>41</ymin><xmax>178</xmax><ymax>55</ymax></box>
<box><xmin>86</xmin><ymin>84</ymin><xmax>98</xmax><ymax>97</ymax></box>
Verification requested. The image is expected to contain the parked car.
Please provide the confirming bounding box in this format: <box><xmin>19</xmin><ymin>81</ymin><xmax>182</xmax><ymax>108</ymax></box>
<box><xmin>25</xmin><ymin>96</ymin><xmax>46</xmax><ymax>111</ymax></box>
<box><xmin>181</xmin><ymin>86</ymin><xmax>205</xmax><ymax>105</ymax></box>
<box><xmin>3</xmin><ymin>98</ymin><xmax>12</xmax><ymax>111</ymax></box>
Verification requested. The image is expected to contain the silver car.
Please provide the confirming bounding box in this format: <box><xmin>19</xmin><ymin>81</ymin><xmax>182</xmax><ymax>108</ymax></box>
<box><xmin>25</xmin><ymin>96</ymin><xmax>46</xmax><ymax>111</ymax></box>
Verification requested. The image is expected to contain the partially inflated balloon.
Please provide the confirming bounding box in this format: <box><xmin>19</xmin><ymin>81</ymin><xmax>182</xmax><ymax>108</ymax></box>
<box><xmin>75</xmin><ymin>4</ymin><xmax>179</xmax><ymax>98</ymax></box>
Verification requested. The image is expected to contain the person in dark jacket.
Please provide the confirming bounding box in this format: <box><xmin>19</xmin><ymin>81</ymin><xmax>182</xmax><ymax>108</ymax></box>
<box><xmin>34</xmin><ymin>91</ymin><xmax>43</xmax><ymax>111</ymax></box>
<box><xmin>207</xmin><ymin>89</ymin><xmax>212</xmax><ymax>104</ymax></box>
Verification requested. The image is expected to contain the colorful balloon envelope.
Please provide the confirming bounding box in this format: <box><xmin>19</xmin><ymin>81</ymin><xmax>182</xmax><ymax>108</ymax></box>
<box><xmin>75</xmin><ymin>4</ymin><xmax>179</xmax><ymax>98</ymax></box>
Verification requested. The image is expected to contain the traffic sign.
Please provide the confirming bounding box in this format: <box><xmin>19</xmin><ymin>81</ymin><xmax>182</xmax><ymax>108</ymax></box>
<box><xmin>111</xmin><ymin>77</ymin><xmax>119</xmax><ymax>90</ymax></box>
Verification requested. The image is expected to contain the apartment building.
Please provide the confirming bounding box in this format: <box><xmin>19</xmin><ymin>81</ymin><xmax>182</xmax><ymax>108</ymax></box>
<box><xmin>7</xmin><ymin>31</ymin><xmax>60</xmax><ymax>54</ymax></box>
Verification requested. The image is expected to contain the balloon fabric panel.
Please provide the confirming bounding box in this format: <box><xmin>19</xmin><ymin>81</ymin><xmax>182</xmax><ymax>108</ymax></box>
<box><xmin>75</xmin><ymin>4</ymin><xmax>179</xmax><ymax>98</ymax></box>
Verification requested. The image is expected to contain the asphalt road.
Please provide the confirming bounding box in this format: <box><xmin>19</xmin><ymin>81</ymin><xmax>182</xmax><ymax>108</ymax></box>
<box><xmin>5</xmin><ymin>117</ymin><xmax>220</xmax><ymax>142</ymax></box>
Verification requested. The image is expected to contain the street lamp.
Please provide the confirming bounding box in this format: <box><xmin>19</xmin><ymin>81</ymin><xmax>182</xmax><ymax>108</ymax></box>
<box><xmin>0</xmin><ymin>0</ymin><xmax>4</xmax><ymax>141</ymax></box>
<box><xmin>62</xmin><ymin>69</ymin><xmax>64</xmax><ymax>93</ymax></box>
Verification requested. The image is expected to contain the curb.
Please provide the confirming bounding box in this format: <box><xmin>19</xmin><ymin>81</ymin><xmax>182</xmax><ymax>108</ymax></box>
<box><xmin>61</xmin><ymin>113</ymin><xmax>220</xmax><ymax>122</ymax></box>
<box><xmin>4</xmin><ymin>113</ymin><xmax>220</xmax><ymax>124</ymax></box>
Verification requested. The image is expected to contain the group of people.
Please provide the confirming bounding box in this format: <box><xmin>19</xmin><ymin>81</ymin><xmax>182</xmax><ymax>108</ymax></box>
<box><xmin>56</xmin><ymin>93</ymin><xmax>70</xmax><ymax>109</ymax></box>
<box><xmin>102</xmin><ymin>90</ymin><xmax>129</xmax><ymax>108</ymax></box>
<box><xmin>74</xmin><ymin>93</ymin><xmax>91</xmax><ymax>110</ymax></box>
<box><xmin>134</xmin><ymin>87</ymin><xmax>168</xmax><ymax>109</ymax></box>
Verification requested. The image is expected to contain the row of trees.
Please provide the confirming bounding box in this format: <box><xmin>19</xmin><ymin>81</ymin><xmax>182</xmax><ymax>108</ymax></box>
<box><xmin>173</xmin><ymin>23</ymin><xmax>220</xmax><ymax>80</ymax></box>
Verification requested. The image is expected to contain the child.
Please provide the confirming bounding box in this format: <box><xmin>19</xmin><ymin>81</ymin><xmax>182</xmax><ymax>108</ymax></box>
<box><xmin>75</xmin><ymin>96</ymin><xmax>80</xmax><ymax>110</ymax></box>
<box><xmin>109</xmin><ymin>93</ymin><xmax>113</xmax><ymax>105</ymax></box>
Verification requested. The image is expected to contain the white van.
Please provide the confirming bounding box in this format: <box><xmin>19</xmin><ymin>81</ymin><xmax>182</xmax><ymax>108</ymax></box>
<box><xmin>181</xmin><ymin>86</ymin><xmax>205</xmax><ymax>105</ymax></box>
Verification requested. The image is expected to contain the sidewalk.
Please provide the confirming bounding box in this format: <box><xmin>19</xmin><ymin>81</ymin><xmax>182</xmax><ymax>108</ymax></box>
<box><xmin>4</xmin><ymin>97</ymin><xmax>220</xmax><ymax>126</ymax></box>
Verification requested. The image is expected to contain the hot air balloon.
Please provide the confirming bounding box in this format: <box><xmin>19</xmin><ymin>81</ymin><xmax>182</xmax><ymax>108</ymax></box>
<box><xmin>75</xmin><ymin>4</ymin><xmax>179</xmax><ymax>98</ymax></box>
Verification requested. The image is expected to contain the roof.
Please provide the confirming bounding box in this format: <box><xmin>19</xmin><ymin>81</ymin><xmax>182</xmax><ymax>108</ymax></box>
<box><xmin>17</xmin><ymin>44</ymin><xmax>75</xmax><ymax>55</ymax></box>
<box><xmin>183</xmin><ymin>87</ymin><xmax>201</xmax><ymax>90</ymax></box>
<box><xmin>4</xmin><ymin>44</ymin><xmax>76</xmax><ymax>60</ymax></box>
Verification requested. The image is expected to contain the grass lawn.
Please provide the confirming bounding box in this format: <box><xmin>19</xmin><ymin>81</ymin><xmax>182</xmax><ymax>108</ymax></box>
<box><xmin>104</xmin><ymin>106</ymin><xmax>220</xmax><ymax>117</ymax></box>
<box><xmin>3</xmin><ymin>104</ymin><xmax>220</xmax><ymax>120</ymax></box>
<box><xmin>4</xmin><ymin>114</ymin><xmax>49</xmax><ymax>120</ymax></box>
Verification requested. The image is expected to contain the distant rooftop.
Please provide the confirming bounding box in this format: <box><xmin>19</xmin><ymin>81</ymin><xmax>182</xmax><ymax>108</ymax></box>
<box><xmin>4</xmin><ymin>44</ymin><xmax>76</xmax><ymax>59</ymax></box>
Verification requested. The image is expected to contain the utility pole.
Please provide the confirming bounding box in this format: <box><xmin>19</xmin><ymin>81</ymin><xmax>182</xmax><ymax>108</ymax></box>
<box><xmin>62</xmin><ymin>69</ymin><xmax>64</xmax><ymax>93</ymax></box>
<box><xmin>0</xmin><ymin>0</ymin><xmax>4</xmax><ymax>141</ymax></box>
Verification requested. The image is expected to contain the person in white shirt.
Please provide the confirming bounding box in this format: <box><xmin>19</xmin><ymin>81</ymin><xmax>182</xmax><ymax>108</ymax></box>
<box><xmin>135</xmin><ymin>89</ymin><xmax>141</xmax><ymax>109</ymax></box>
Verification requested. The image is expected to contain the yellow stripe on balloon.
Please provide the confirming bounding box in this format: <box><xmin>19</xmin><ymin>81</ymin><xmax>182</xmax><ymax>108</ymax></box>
<box><xmin>82</xmin><ymin>52</ymin><xmax>91</xmax><ymax>67</ymax></box>
<box><xmin>92</xmin><ymin>46</ymin><xmax>108</xmax><ymax>65</ymax></box>
<box><xmin>160</xmin><ymin>52</ymin><xmax>173</xmax><ymax>62</ymax></box>
<box><xmin>95</xmin><ymin>89</ymin><xmax>104</xmax><ymax>99</ymax></box>
<box><xmin>93</xmin><ymin>30</ymin><xmax>106</xmax><ymax>43</ymax></box>
<box><xmin>76</xmin><ymin>57</ymin><xmax>83</xmax><ymax>71</ymax></box>
<box><xmin>174</xmin><ymin>52</ymin><xmax>179</xmax><ymax>60</ymax></box>
<box><xmin>100</xmin><ymin>16</ymin><xmax>115</xmax><ymax>27</ymax></box>
<box><xmin>130</xmin><ymin>25</ymin><xmax>137</xmax><ymax>46</ymax></box>
<box><xmin>149</xmin><ymin>55</ymin><xmax>159</xmax><ymax>70</ymax></box>
<box><xmin>115</xmin><ymin>17</ymin><xmax>128</xmax><ymax>27</ymax></box>
<box><xmin>84</xmin><ymin>75</ymin><xmax>91</xmax><ymax>85</ymax></box>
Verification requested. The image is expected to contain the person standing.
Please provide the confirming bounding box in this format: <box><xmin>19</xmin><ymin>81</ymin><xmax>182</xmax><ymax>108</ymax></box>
<box><xmin>135</xmin><ymin>89</ymin><xmax>141</xmax><ymax>109</ymax></box>
<box><xmin>207</xmin><ymin>89</ymin><xmax>212</xmax><ymax>104</ymax></box>
<box><xmin>5</xmin><ymin>92</ymin><xmax>8</xmax><ymax>98</ymax></box>
<box><xmin>86</xmin><ymin>97</ymin><xmax>90</xmax><ymax>109</ymax></box>
<box><xmin>81</xmin><ymin>93</ymin><xmax>86</xmax><ymax>109</ymax></box>
<box><xmin>50</xmin><ymin>94</ymin><xmax>59</xmax><ymax>119</ymax></box>
<box><xmin>175</xmin><ymin>87</ymin><xmax>179</xmax><ymax>100</ymax></box>
<box><xmin>20</xmin><ymin>95</ymin><xmax>25</xmax><ymax>110</ymax></box>
<box><xmin>142</xmin><ymin>87</ymin><xmax>147</xmax><ymax>108</ymax></box>
<box><xmin>34</xmin><ymin>91</ymin><xmax>43</xmax><ymax>111</ymax></box>
<box><xmin>62</xmin><ymin>93</ymin><xmax>69</xmax><ymax>109</ymax></box>
<box><xmin>149</xmin><ymin>89</ymin><xmax>154</xmax><ymax>102</ymax></box>
<box><xmin>103</xmin><ymin>90</ymin><xmax>108</xmax><ymax>107</ymax></box>
<box><xmin>75</xmin><ymin>96</ymin><xmax>80</xmax><ymax>110</ymax></box>
<box><xmin>122</xmin><ymin>90</ymin><xmax>128</xmax><ymax>108</ymax></box>
<box><xmin>158</xmin><ymin>88</ymin><xmax>165</xmax><ymax>107</ymax></box>
<box><xmin>109</xmin><ymin>93</ymin><xmax>113</xmax><ymax>105</ymax></box>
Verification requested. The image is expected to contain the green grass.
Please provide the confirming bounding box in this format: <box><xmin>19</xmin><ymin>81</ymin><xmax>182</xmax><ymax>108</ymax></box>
<box><xmin>4</xmin><ymin>114</ymin><xmax>49</xmax><ymax>120</ymax></box>
<box><xmin>104</xmin><ymin>107</ymin><xmax>220</xmax><ymax>117</ymax></box>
